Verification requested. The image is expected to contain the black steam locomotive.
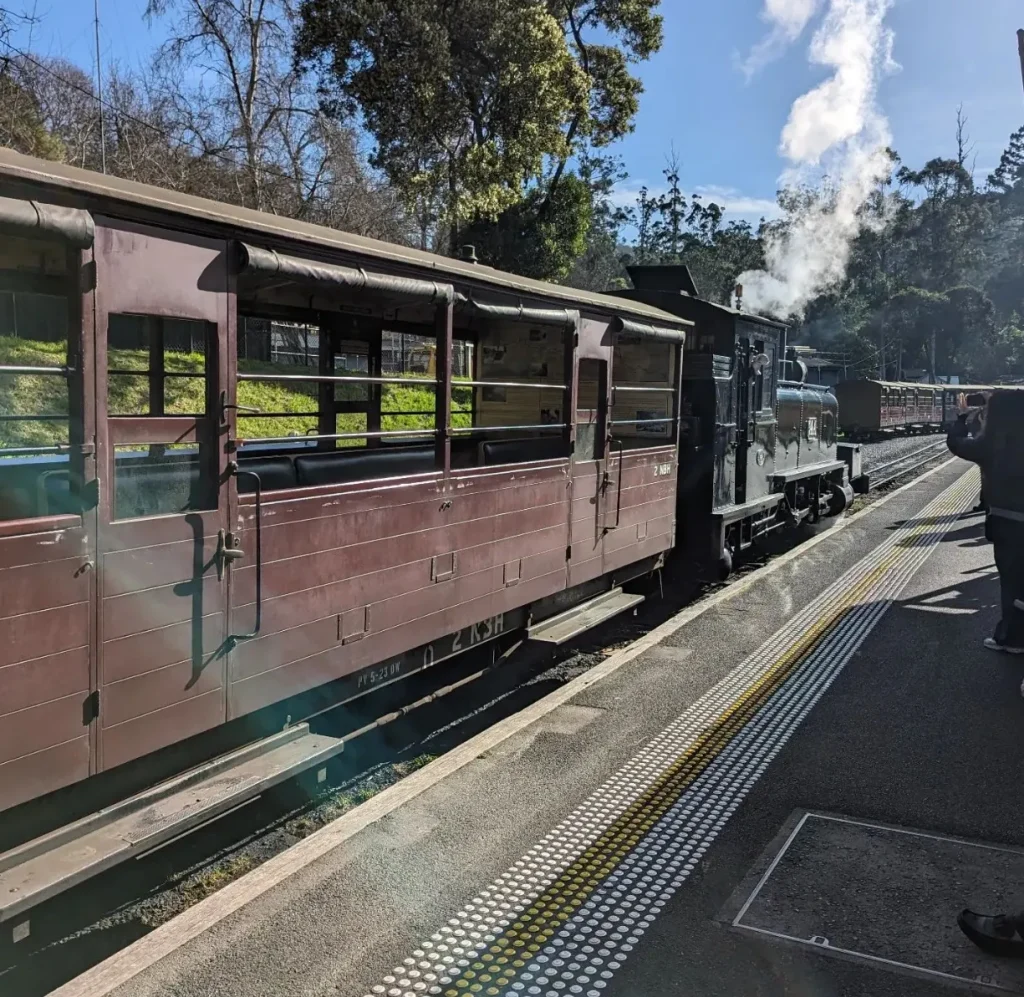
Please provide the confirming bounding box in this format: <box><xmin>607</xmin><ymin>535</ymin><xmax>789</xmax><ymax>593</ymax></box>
<box><xmin>611</xmin><ymin>265</ymin><xmax>855</xmax><ymax>576</ymax></box>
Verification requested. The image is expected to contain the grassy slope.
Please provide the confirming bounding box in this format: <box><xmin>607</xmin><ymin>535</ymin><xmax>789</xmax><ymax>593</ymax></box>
<box><xmin>0</xmin><ymin>337</ymin><xmax>471</xmax><ymax>449</ymax></box>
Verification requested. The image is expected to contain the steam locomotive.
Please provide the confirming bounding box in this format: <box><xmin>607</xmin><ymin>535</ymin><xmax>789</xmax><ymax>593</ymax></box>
<box><xmin>613</xmin><ymin>265</ymin><xmax>855</xmax><ymax>577</ymax></box>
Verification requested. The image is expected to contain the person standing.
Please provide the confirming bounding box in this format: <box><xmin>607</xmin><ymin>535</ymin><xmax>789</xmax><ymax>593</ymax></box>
<box><xmin>965</xmin><ymin>393</ymin><xmax>989</xmax><ymax>513</ymax></box>
<box><xmin>946</xmin><ymin>390</ymin><xmax>1024</xmax><ymax>654</ymax></box>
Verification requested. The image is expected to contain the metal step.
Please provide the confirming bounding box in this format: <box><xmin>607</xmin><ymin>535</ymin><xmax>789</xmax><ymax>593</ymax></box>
<box><xmin>0</xmin><ymin>724</ymin><xmax>344</xmax><ymax>933</ymax></box>
<box><xmin>527</xmin><ymin>587</ymin><xmax>645</xmax><ymax>646</ymax></box>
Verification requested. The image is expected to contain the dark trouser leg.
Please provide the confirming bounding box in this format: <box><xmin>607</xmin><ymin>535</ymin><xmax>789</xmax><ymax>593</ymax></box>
<box><xmin>994</xmin><ymin>541</ymin><xmax>1024</xmax><ymax>647</ymax></box>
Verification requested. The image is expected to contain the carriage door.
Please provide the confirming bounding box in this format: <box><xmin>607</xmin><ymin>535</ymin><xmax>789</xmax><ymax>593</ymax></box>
<box><xmin>568</xmin><ymin>337</ymin><xmax>612</xmax><ymax>587</ymax></box>
<box><xmin>93</xmin><ymin>222</ymin><xmax>232</xmax><ymax>773</ymax></box>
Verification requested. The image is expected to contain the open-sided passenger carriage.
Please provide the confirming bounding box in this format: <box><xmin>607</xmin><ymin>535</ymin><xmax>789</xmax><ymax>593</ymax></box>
<box><xmin>0</xmin><ymin>149</ymin><xmax>690</xmax><ymax>823</ymax></box>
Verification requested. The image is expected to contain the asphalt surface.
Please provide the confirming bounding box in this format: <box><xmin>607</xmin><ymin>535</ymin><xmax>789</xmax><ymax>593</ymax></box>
<box><xmin>64</xmin><ymin>457</ymin><xmax>1013</xmax><ymax>997</ymax></box>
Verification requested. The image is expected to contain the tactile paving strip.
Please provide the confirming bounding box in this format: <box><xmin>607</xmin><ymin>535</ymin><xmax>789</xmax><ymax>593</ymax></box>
<box><xmin>362</xmin><ymin>468</ymin><xmax>978</xmax><ymax>997</ymax></box>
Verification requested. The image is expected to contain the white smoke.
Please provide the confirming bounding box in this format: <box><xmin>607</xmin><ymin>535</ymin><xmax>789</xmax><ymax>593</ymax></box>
<box><xmin>738</xmin><ymin>0</ymin><xmax>896</xmax><ymax>320</ymax></box>
<box><xmin>740</xmin><ymin>0</ymin><xmax>821</xmax><ymax>78</ymax></box>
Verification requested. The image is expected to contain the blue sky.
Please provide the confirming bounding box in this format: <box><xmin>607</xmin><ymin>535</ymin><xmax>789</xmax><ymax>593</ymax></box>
<box><xmin>8</xmin><ymin>0</ymin><xmax>1024</xmax><ymax>225</ymax></box>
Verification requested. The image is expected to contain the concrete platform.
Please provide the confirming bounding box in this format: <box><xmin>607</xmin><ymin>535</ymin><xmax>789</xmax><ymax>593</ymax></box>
<box><xmin>724</xmin><ymin>812</ymin><xmax>1024</xmax><ymax>993</ymax></box>
<box><xmin>57</xmin><ymin>457</ymin><xmax>1019</xmax><ymax>997</ymax></box>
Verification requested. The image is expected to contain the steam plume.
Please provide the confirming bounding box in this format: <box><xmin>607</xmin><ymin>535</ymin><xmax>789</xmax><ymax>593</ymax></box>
<box><xmin>740</xmin><ymin>0</ymin><xmax>821</xmax><ymax>78</ymax></box>
<box><xmin>738</xmin><ymin>0</ymin><xmax>896</xmax><ymax>320</ymax></box>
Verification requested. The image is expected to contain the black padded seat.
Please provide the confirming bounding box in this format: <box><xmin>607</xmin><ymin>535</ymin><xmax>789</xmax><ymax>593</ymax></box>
<box><xmin>236</xmin><ymin>456</ymin><xmax>298</xmax><ymax>492</ymax></box>
<box><xmin>295</xmin><ymin>446</ymin><xmax>436</xmax><ymax>487</ymax></box>
<box><xmin>481</xmin><ymin>436</ymin><xmax>569</xmax><ymax>466</ymax></box>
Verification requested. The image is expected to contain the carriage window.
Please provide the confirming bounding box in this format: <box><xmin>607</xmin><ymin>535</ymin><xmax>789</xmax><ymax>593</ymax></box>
<box><xmin>112</xmin><ymin>444</ymin><xmax>213</xmax><ymax>519</ymax></box>
<box><xmin>0</xmin><ymin>236</ymin><xmax>78</xmax><ymax>522</ymax></box>
<box><xmin>234</xmin><ymin>313</ymin><xmax>449</xmax><ymax>489</ymax></box>
<box><xmin>236</xmin><ymin>318</ymin><xmax>321</xmax><ymax>443</ymax></box>
<box><xmin>610</xmin><ymin>341</ymin><xmax>678</xmax><ymax>450</ymax></box>
<box><xmin>459</xmin><ymin>323</ymin><xmax>568</xmax><ymax>466</ymax></box>
<box><xmin>107</xmin><ymin>314</ymin><xmax>211</xmax><ymax>416</ymax></box>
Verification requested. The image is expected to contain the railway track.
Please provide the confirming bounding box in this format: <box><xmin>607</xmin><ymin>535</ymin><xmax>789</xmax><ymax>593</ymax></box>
<box><xmin>0</xmin><ymin>446</ymin><xmax>955</xmax><ymax>997</ymax></box>
<box><xmin>865</xmin><ymin>438</ymin><xmax>950</xmax><ymax>491</ymax></box>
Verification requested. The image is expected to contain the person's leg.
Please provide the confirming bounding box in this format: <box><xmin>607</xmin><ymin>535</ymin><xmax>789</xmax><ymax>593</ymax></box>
<box><xmin>986</xmin><ymin>541</ymin><xmax>1024</xmax><ymax>651</ymax></box>
<box><xmin>1002</xmin><ymin>539</ymin><xmax>1024</xmax><ymax>648</ymax></box>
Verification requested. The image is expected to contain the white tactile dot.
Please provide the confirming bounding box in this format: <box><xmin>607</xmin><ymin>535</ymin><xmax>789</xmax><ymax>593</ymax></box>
<box><xmin>358</xmin><ymin>476</ymin><xmax>975</xmax><ymax>997</ymax></box>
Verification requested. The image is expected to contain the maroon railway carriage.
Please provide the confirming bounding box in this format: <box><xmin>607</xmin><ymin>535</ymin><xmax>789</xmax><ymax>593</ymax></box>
<box><xmin>0</xmin><ymin>149</ymin><xmax>691</xmax><ymax>822</ymax></box>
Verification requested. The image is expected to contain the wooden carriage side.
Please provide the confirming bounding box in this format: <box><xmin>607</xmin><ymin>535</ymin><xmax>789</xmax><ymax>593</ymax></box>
<box><xmin>0</xmin><ymin>148</ymin><xmax>690</xmax><ymax>815</ymax></box>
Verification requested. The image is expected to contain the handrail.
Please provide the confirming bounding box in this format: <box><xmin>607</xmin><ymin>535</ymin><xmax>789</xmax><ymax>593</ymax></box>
<box><xmin>238</xmin><ymin>428</ymin><xmax>436</xmax><ymax>446</ymax></box>
<box><xmin>0</xmin><ymin>444</ymin><xmax>68</xmax><ymax>455</ymax></box>
<box><xmin>0</xmin><ymin>413</ymin><xmax>67</xmax><ymax>421</ymax></box>
<box><xmin>604</xmin><ymin>438</ymin><xmax>624</xmax><ymax>533</ymax></box>
<box><xmin>449</xmin><ymin>423</ymin><xmax>566</xmax><ymax>434</ymax></box>
<box><xmin>227</xmin><ymin>464</ymin><xmax>262</xmax><ymax>643</ymax></box>
<box><xmin>237</xmin><ymin>372</ymin><xmax>436</xmax><ymax>386</ymax></box>
<box><xmin>609</xmin><ymin>417</ymin><xmax>674</xmax><ymax>426</ymax></box>
<box><xmin>612</xmin><ymin>385</ymin><xmax>675</xmax><ymax>394</ymax></box>
<box><xmin>108</xmin><ymin>369</ymin><xmax>207</xmax><ymax>379</ymax></box>
<box><xmin>454</xmin><ymin>379</ymin><xmax>567</xmax><ymax>391</ymax></box>
<box><xmin>0</xmin><ymin>364</ymin><xmax>69</xmax><ymax>376</ymax></box>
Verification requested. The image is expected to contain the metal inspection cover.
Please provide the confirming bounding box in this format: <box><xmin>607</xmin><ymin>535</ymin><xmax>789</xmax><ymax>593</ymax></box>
<box><xmin>721</xmin><ymin>811</ymin><xmax>1024</xmax><ymax>994</ymax></box>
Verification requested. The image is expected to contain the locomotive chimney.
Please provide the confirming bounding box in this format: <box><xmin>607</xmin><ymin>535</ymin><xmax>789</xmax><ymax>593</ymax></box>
<box><xmin>625</xmin><ymin>263</ymin><xmax>699</xmax><ymax>296</ymax></box>
<box><xmin>734</xmin><ymin>283</ymin><xmax>743</xmax><ymax>311</ymax></box>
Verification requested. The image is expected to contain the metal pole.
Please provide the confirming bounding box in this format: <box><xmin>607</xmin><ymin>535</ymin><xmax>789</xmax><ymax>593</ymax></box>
<box><xmin>94</xmin><ymin>0</ymin><xmax>107</xmax><ymax>174</ymax></box>
<box><xmin>1018</xmin><ymin>29</ymin><xmax>1024</xmax><ymax>101</ymax></box>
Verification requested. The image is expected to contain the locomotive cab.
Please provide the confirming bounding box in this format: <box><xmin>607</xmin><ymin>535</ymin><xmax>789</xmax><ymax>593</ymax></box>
<box><xmin>610</xmin><ymin>265</ymin><xmax>852</xmax><ymax>576</ymax></box>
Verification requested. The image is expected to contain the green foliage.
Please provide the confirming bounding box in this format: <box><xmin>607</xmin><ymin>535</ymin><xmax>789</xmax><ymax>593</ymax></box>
<box><xmin>461</xmin><ymin>173</ymin><xmax>592</xmax><ymax>281</ymax></box>
<box><xmin>295</xmin><ymin>0</ymin><xmax>662</xmax><ymax>255</ymax></box>
<box><xmin>623</xmin><ymin>160</ymin><xmax>766</xmax><ymax>304</ymax></box>
<box><xmin>563</xmin><ymin>151</ymin><xmax>632</xmax><ymax>291</ymax></box>
<box><xmin>0</xmin><ymin>69</ymin><xmax>65</xmax><ymax>161</ymax></box>
<box><xmin>988</xmin><ymin>126</ymin><xmax>1024</xmax><ymax>194</ymax></box>
<box><xmin>0</xmin><ymin>338</ymin><xmax>469</xmax><ymax>449</ymax></box>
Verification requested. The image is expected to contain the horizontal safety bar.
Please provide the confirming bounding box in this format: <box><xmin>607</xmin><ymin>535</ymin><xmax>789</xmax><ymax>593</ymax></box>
<box><xmin>108</xmin><ymin>369</ymin><xmax>207</xmax><ymax>379</ymax></box>
<box><xmin>454</xmin><ymin>380</ymin><xmax>567</xmax><ymax>391</ymax></box>
<box><xmin>0</xmin><ymin>364</ymin><xmax>69</xmax><ymax>376</ymax></box>
<box><xmin>237</xmin><ymin>372</ymin><xmax>436</xmax><ymax>386</ymax></box>
<box><xmin>239</xmin><ymin>429</ymin><xmax>437</xmax><ymax>445</ymax></box>
<box><xmin>0</xmin><ymin>413</ymin><xmax>67</xmax><ymax>421</ymax></box>
<box><xmin>0</xmin><ymin>444</ymin><xmax>68</xmax><ymax>455</ymax></box>
<box><xmin>450</xmin><ymin>423</ymin><xmax>566</xmax><ymax>434</ymax></box>
<box><xmin>236</xmin><ymin>411</ymin><xmax>320</xmax><ymax>419</ymax></box>
<box><xmin>612</xmin><ymin>385</ymin><xmax>675</xmax><ymax>394</ymax></box>
<box><xmin>610</xmin><ymin>418</ymin><xmax>675</xmax><ymax>425</ymax></box>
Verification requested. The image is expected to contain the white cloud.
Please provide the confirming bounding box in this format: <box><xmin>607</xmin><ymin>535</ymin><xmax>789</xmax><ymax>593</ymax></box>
<box><xmin>692</xmin><ymin>185</ymin><xmax>782</xmax><ymax>219</ymax></box>
<box><xmin>608</xmin><ymin>182</ymin><xmax>781</xmax><ymax>222</ymax></box>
